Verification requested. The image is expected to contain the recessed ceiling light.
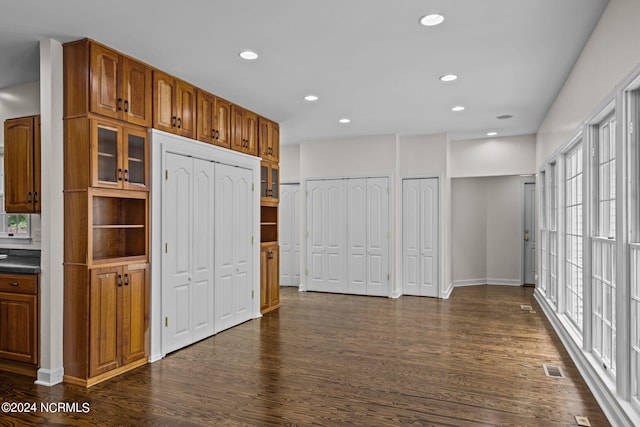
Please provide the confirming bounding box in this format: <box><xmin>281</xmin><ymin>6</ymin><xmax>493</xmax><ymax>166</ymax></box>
<box><xmin>419</xmin><ymin>13</ymin><xmax>445</xmax><ymax>26</ymax></box>
<box><xmin>439</xmin><ymin>74</ymin><xmax>458</xmax><ymax>82</ymax></box>
<box><xmin>451</xmin><ymin>106</ymin><xmax>465</xmax><ymax>112</ymax></box>
<box><xmin>496</xmin><ymin>114</ymin><xmax>513</xmax><ymax>120</ymax></box>
<box><xmin>339</xmin><ymin>118</ymin><xmax>351</xmax><ymax>124</ymax></box>
<box><xmin>486</xmin><ymin>132</ymin><xmax>498</xmax><ymax>136</ymax></box>
<box><xmin>304</xmin><ymin>95</ymin><xmax>318</xmax><ymax>101</ymax></box>
<box><xmin>239</xmin><ymin>50</ymin><xmax>258</xmax><ymax>60</ymax></box>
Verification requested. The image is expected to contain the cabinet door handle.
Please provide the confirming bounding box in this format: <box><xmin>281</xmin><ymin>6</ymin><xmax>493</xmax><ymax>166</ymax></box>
<box><xmin>124</xmin><ymin>100</ymin><xmax>129</xmax><ymax>113</ymax></box>
<box><xmin>172</xmin><ymin>116</ymin><xmax>177</xmax><ymax>127</ymax></box>
<box><xmin>117</xmin><ymin>274</ymin><xmax>123</xmax><ymax>287</ymax></box>
<box><xmin>8</xmin><ymin>282</ymin><xmax>19</xmax><ymax>287</ymax></box>
<box><xmin>118</xmin><ymin>98</ymin><xmax>123</xmax><ymax>111</ymax></box>
<box><xmin>118</xmin><ymin>169</ymin><xmax>123</xmax><ymax>181</ymax></box>
<box><xmin>124</xmin><ymin>169</ymin><xmax>129</xmax><ymax>182</ymax></box>
<box><xmin>27</xmin><ymin>192</ymin><xmax>32</xmax><ymax>202</ymax></box>
<box><xmin>215</xmin><ymin>130</ymin><xmax>220</xmax><ymax>139</ymax></box>
<box><xmin>177</xmin><ymin>117</ymin><xmax>182</xmax><ymax>128</ymax></box>
<box><xmin>124</xmin><ymin>274</ymin><xmax>129</xmax><ymax>286</ymax></box>
<box><xmin>33</xmin><ymin>192</ymin><xmax>38</xmax><ymax>203</ymax></box>
<box><xmin>212</xmin><ymin>128</ymin><xmax>216</xmax><ymax>139</ymax></box>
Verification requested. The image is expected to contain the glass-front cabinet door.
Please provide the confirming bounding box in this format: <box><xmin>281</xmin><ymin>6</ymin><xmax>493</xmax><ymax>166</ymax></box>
<box><xmin>92</xmin><ymin>120</ymin><xmax>121</xmax><ymax>189</ymax></box>
<box><xmin>260</xmin><ymin>161</ymin><xmax>279</xmax><ymax>204</ymax></box>
<box><xmin>124</xmin><ymin>127</ymin><xmax>148</xmax><ymax>190</ymax></box>
<box><xmin>91</xmin><ymin>119</ymin><xmax>149</xmax><ymax>190</ymax></box>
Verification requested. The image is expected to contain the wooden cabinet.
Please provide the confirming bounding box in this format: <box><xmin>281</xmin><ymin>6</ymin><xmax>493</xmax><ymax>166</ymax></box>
<box><xmin>153</xmin><ymin>70</ymin><xmax>196</xmax><ymax>139</ymax></box>
<box><xmin>259</xmin><ymin>117</ymin><xmax>279</xmax><ymax>162</ymax></box>
<box><xmin>260</xmin><ymin>161</ymin><xmax>279</xmax><ymax>205</ymax></box>
<box><xmin>231</xmin><ymin>105</ymin><xmax>258</xmax><ymax>156</ymax></box>
<box><xmin>64</xmin><ymin>39</ymin><xmax>152</xmax><ymax>126</ymax></box>
<box><xmin>3</xmin><ymin>115</ymin><xmax>40</xmax><ymax>213</ymax></box>
<box><xmin>89</xmin><ymin>264</ymin><xmax>148</xmax><ymax>378</ymax></box>
<box><xmin>0</xmin><ymin>274</ymin><xmax>39</xmax><ymax>365</ymax></box>
<box><xmin>65</xmin><ymin>117</ymin><xmax>149</xmax><ymax>191</ymax></box>
<box><xmin>260</xmin><ymin>244</ymin><xmax>280</xmax><ymax>314</ymax></box>
<box><xmin>197</xmin><ymin>90</ymin><xmax>231</xmax><ymax>149</ymax></box>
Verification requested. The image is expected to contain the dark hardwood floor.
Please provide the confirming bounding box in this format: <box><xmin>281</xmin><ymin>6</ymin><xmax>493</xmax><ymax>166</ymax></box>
<box><xmin>0</xmin><ymin>285</ymin><xmax>609</xmax><ymax>426</ymax></box>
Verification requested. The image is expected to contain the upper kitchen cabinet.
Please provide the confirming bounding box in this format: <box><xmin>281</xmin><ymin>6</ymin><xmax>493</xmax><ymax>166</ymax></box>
<box><xmin>153</xmin><ymin>70</ymin><xmax>196</xmax><ymax>139</ymax></box>
<box><xmin>258</xmin><ymin>117</ymin><xmax>279</xmax><ymax>163</ymax></box>
<box><xmin>65</xmin><ymin>117</ymin><xmax>149</xmax><ymax>191</ymax></box>
<box><xmin>196</xmin><ymin>90</ymin><xmax>231</xmax><ymax>149</ymax></box>
<box><xmin>64</xmin><ymin>39</ymin><xmax>152</xmax><ymax>127</ymax></box>
<box><xmin>231</xmin><ymin>105</ymin><xmax>258</xmax><ymax>156</ymax></box>
<box><xmin>4</xmin><ymin>115</ymin><xmax>41</xmax><ymax>213</ymax></box>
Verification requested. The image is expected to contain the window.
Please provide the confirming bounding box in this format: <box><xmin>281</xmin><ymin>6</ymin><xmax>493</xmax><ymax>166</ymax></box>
<box><xmin>548</xmin><ymin>162</ymin><xmax>558</xmax><ymax>306</ymax></box>
<box><xmin>591</xmin><ymin>113</ymin><xmax>617</xmax><ymax>378</ymax></box>
<box><xmin>539</xmin><ymin>170</ymin><xmax>547</xmax><ymax>294</ymax></box>
<box><xmin>564</xmin><ymin>142</ymin><xmax>583</xmax><ymax>331</ymax></box>
<box><xmin>0</xmin><ymin>152</ymin><xmax>31</xmax><ymax>238</ymax></box>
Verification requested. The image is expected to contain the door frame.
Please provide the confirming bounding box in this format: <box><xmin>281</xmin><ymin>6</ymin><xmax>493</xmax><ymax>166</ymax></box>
<box><xmin>302</xmin><ymin>174</ymin><xmax>392</xmax><ymax>296</ymax></box>
<box><xmin>150</xmin><ymin>129</ymin><xmax>261</xmax><ymax>361</ymax></box>
<box><xmin>399</xmin><ymin>175</ymin><xmax>442</xmax><ymax>298</ymax></box>
<box><xmin>521</xmin><ymin>178</ymin><xmax>537</xmax><ymax>285</ymax></box>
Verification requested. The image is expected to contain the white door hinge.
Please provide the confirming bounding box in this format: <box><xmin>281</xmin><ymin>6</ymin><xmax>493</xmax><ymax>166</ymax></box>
<box><xmin>252</xmin><ymin>236</ymin><xmax>254</xmax><ymax>244</ymax></box>
<box><xmin>165</xmin><ymin>170</ymin><xmax>168</xmax><ymax>180</ymax></box>
<box><xmin>387</xmin><ymin>273</ymin><xmax>390</xmax><ymax>281</ymax></box>
<box><xmin>252</xmin><ymin>183</ymin><xmax>255</xmax><ymax>191</ymax></box>
<box><xmin>591</xmin><ymin>147</ymin><xmax>595</xmax><ymax>157</ymax></box>
<box><xmin>630</xmin><ymin>121</ymin><xmax>634</xmax><ymax>135</ymax></box>
<box><xmin>252</xmin><ymin>290</ymin><xmax>254</xmax><ymax>299</ymax></box>
<box><xmin>165</xmin><ymin>243</ymin><xmax>168</xmax><ymax>253</ymax></box>
<box><xmin>165</xmin><ymin>317</ymin><xmax>168</xmax><ymax>327</ymax></box>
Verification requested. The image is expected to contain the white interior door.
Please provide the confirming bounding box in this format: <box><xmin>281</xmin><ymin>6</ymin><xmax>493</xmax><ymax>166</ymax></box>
<box><xmin>523</xmin><ymin>182</ymin><xmax>536</xmax><ymax>284</ymax></box>
<box><xmin>163</xmin><ymin>153</ymin><xmax>193</xmax><ymax>353</ymax></box>
<box><xmin>163</xmin><ymin>154</ymin><xmax>215</xmax><ymax>354</ymax></box>
<box><xmin>306</xmin><ymin>180</ymin><xmax>346</xmax><ymax>293</ymax></box>
<box><xmin>366</xmin><ymin>177</ymin><xmax>390</xmax><ymax>296</ymax></box>
<box><xmin>279</xmin><ymin>184</ymin><xmax>301</xmax><ymax>287</ymax></box>
<box><xmin>191</xmin><ymin>158</ymin><xmax>215</xmax><ymax>341</ymax></box>
<box><xmin>403</xmin><ymin>178</ymin><xmax>439</xmax><ymax>297</ymax></box>
<box><xmin>347</xmin><ymin>179</ymin><xmax>367</xmax><ymax>295</ymax></box>
<box><xmin>215</xmin><ymin>163</ymin><xmax>253</xmax><ymax>333</ymax></box>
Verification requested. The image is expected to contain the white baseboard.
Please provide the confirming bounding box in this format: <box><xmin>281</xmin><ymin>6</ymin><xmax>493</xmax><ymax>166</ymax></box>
<box><xmin>148</xmin><ymin>353</ymin><xmax>164</xmax><ymax>363</ymax></box>
<box><xmin>451</xmin><ymin>278</ymin><xmax>522</xmax><ymax>287</ymax></box>
<box><xmin>35</xmin><ymin>367</ymin><xmax>64</xmax><ymax>386</ymax></box>
<box><xmin>442</xmin><ymin>282</ymin><xmax>454</xmax><ymax>299</ymax></box>
<box><xmin>534</xmin><ymin>289</ymin><xmax>639</xmax><ymax>427</ymax></box>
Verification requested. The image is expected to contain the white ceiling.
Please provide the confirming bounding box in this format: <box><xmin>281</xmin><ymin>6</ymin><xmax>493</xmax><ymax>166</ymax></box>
<box><xmin>0</xmin><ymin>0</ymin><xmax>608</xmax><ymax>145</ymax></box>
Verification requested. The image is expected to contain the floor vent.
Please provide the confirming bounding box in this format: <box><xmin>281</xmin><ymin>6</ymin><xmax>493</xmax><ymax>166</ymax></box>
<box><xmin>575</xmin><ymin>415</ymin><xmax>591</xmax><ymax>426</ymax></box>
<box><xmin>543</xmin><ymin>364</ymin><xmax>565</xmax><ymax>378</ymax></box>
<box><xmin>520</xmin><ymin>304</ymin><xmax>533</xmax><ymax>311</ymax></box>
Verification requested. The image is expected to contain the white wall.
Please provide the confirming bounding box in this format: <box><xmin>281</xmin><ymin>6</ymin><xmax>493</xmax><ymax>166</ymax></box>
<box><xmin>452</xmin><ymin>178</ymin><xmax>487</xmax><ymax>281</ymax></box>
<box><xmin>280</xmin><ymin>144</ymin><xmax>300</xmax><ymax>183</ymax></box>
<box><xmin>0</xmin><ymin>81</ymin><xmax>40</xmax><ymax>145</ymax></box>
<box><xmin>537</xmin><ymin>0</ymin><xmax>640</xmax><ymax>167</ymax></box>
<box><xmin>0</xmin><ymin>81</ymin><xmax>42</xmax><ymax>250</ymax></box>
<box><xmin>398</xmin><ymin>134</ymin><xmax>447</xmax><ymax>176</ymax></box>
<box><xmin>450</xmin><ymin>134</ymin><xmax>536</xmax><ymax>178</ymax></box>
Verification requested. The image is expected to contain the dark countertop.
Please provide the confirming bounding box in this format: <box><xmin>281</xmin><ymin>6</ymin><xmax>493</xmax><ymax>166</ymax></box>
<box><xmin>0</xmin><ymin>249</ymin><xmax>41</xmax><ymax>275</ymax></box>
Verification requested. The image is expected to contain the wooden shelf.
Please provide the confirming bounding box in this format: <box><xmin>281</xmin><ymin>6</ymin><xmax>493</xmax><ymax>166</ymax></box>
<box><xmin>93</xmin><ymin>224</ymin><xmax>145</xmax><ymax>229</ymax></box>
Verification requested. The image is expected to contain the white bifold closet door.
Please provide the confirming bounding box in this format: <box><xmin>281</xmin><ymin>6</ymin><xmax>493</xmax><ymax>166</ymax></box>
<box><xmin>347</xmin><ymin>178</ymin><xmax>390</xmax><ymax>296</ymax></box>
<box><xmin>214</xmin><ymin>163</ymin><xmax>253</xmax><ymax>333</ymax></box>
<box><xmin>163</xmin><ymin>153</ymin><xmax>215</xmax><ymax>354</ymax></box>
<box><xmin>402</xmin><ymin>178</ymin><xmax>439</xmax><ymax>297</ymax></box>
<box><xmin>307</xmin><ymin>177</ymin><xmax>390</xmax><ymax>296</ymax></box>
<box><xmin>279</xmin><ymin>184</ymin><xmax>301</xmax><ymax>287</ymax></box>
<box><xmin>307</xmin><ymin>179</ymin><xmax>347</xmax><ymax>293</ymax></box>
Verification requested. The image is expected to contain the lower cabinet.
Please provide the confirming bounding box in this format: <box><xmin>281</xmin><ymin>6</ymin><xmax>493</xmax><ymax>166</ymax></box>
<box><xmin>0</xmin><ymin>274</ymin><xmax>39</xmax><ymax>366</ymax></box>
<box><xmin>260</xmin><ymin>244</ymin><xmax>280</xmax><ymax>314</ymax></box>
<box><xmin>65</xmin><ymin>263</ymin><xmax>148</xmax><ymax>386</ymax></box>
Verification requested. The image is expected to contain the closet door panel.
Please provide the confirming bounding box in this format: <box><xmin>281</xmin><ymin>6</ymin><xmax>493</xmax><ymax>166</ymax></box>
<box><xmin>402</xmin><ymin>180</ymin><xmax>421</xmax><ymax>296</ymax></box>
<box><xmin>419</xmin><ymin>179</ymin><xmax>439</xmax><ymax>297</ymax></box>
<box><xmin>306</xmin><ymin>181</ymin><xmax>325</xmax><ymax>291</ymax></box>
<box><xmin>163</xmin><ymin>153</ymin><xmax>193</xmax><ymax>352</ymax></box>
<box><xmin>192</xmin><ymin>159</ymin><xmax>215</xmax><ymax>340</ymax></box>
<box><xmin>366</xmin><ymin>178</ymin><xmax>389</xmax><ymax>296</ymax></box>
<box><xmin>347</xmin><ymin>179</ymin><xmax>367</xmax><ymax>295</ymax></box>
<box><xmin>233</xmin><ymin>168</ymin><xmax>252</xmax><ymax>322</ymax></box>
<box><xmin>215</xmin><ymin>171</ymin><xmax>235</xmax><ymax>330</ymax></box>
<box><xmin>292</xmin><ymin>185</ymin><xmax>301</xmax><ymax>285</ymax></box>
<box><xmin>326</xmin><ymin>181</ymin><xmax>346</xmax><ymax>293</ymax></box>
<box><xmin>279</xmin><ymin>186</ymin><xmax>293</xmax><ymax>286</ymax></box>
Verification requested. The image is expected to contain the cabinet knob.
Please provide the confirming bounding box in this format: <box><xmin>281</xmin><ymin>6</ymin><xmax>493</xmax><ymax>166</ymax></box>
<box><xmin>8</xmin><ymin>282</ymin><xmax>19</xmax><ymax>287</ymax></box>
<box><xmin>118</xmin><ymin>98</ymin><xmax>123</xmax><ymax>111</ymax></box>
<box><xmin>33</xmin><ymin>192</ymin><xmax>38</xmax><ymax>203</ymax></box>
<box><xmin>177</xmin><ymin>117</ymin><xmax>182</xmax><ymax>129</ymax></box>
<box><xmin>172</xmin><ymin>116</ymin><xmax>177</xmax><ymax>127</ymax></box>
<box><xmin>118</xmin><ymin>169</ymin><xmax>123</xmax><ymax>181</ymax></box>
<box><xmin>26</xmin><ymin>192</ymin><xmax>32</xmax><ymax>203</ymax></box>
<box><xmin>124</xmin><ymin>169</ymin><xmax>129</xmax><ymax>182</ymax></box>
<box><xmin>117</xmin><ymin>274</ymin><xmax>123</xmax><ymax>287</ymax></box>
<box><xmin>124</xmin><ymin>274</ymin><xmax>129</xmax><ymax>286</ymax></box>
<box><xmin>124</xmin><ymin>99</ymin><xmax>129</xmax><ymax>113</ymax></box>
